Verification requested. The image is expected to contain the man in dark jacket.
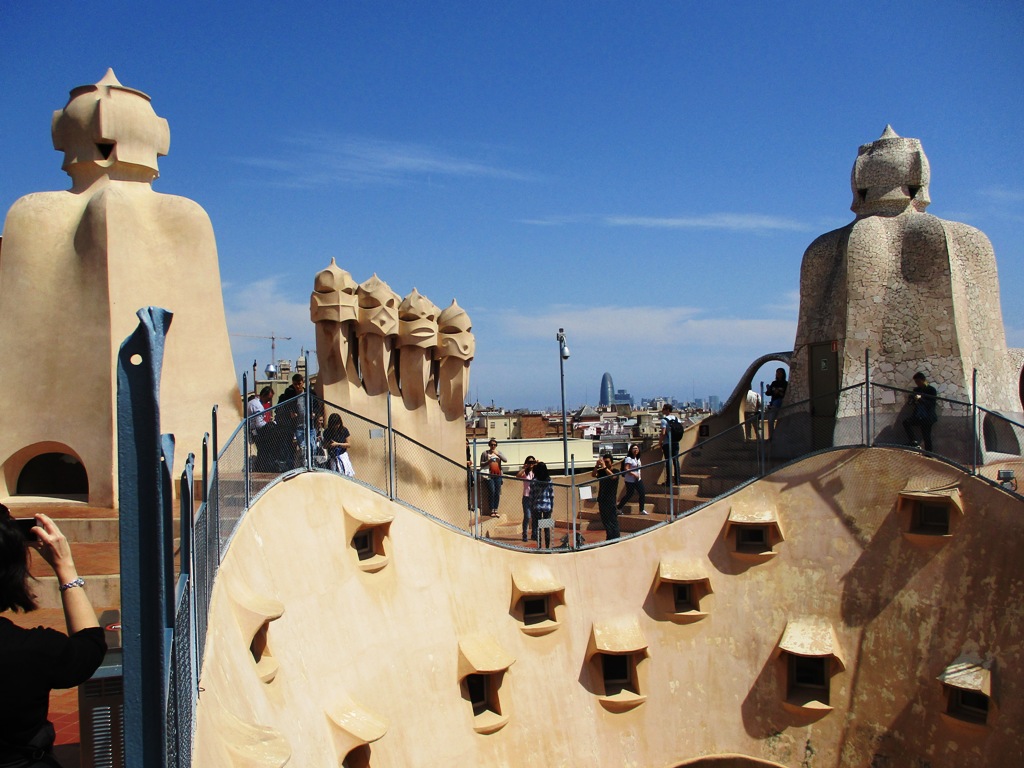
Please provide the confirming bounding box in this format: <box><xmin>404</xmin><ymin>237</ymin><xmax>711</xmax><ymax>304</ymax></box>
<box><xmin>903</xmin><ymin>372</ymin><xmax>938</xmax><ymax>451</ymax></box>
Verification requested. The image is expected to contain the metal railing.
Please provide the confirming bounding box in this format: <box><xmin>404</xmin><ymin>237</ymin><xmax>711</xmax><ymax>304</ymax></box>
<box><xmin>160</xmin><ymin>375</ymin><xmax>1024</xmax><ymax>766</ymax></box>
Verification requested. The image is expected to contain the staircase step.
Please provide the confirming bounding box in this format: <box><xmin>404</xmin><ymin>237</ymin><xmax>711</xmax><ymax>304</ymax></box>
<box><xmin>31</xmin><ymin>575</ymin><xmax>120</xmax><ymax>611</ymax></box>
<box><xmin>29</xmin><ymin>542</ymin><xmax>121</xmax><ymax>578</ymax></box>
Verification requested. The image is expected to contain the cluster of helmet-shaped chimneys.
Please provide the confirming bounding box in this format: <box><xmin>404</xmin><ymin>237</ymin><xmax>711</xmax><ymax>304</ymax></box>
<box><xmin>310</xmin><ymin>259</ymin><xmax>474</xmax><ymax>421</ymax></box>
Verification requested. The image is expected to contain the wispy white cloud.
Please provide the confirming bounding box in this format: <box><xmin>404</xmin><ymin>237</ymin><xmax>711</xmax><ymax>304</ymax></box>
<box><xmin>762</xmin><ymin>289</ymin><xmax>801</xmax><ymax>314</ymax></box>
<box><xmin>604</xmin><ymin>213</ymin><xmax>813</xmax><ymax>232</ymax></box>
<box><xmin>979</xmin><ymin>187</ymin><xmax>1024</xmax><ymax>203</ymax></box>
<box><xmin>516</xmin><ymin>214</ymin><xmax>591</xmax><ymax>226</ymax></box>
<box><xmin>493</xmin><ymin>304</ymin><xmax>795</xmax><ymax>349</ymax></box>
<box><xmin>519</xmin><ymin>212</ymin><xmax>814</xmax><ymax>233</ymax></box>
<box><xmin>237</xmin><ymin>134</ymin><xmax>536</xmax><ymax>188</ymax></box>
<box><xmin>223</xmin><ymin>277</ymin><xmax>316</xmax><ymax>372</ymax></box>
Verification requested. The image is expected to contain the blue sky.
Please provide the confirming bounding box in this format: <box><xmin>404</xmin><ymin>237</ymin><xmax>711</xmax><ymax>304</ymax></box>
<box><xmin>3</xmin><ymin>2</ymin><xmax>1022</xmax><ymax>410</ymax></box>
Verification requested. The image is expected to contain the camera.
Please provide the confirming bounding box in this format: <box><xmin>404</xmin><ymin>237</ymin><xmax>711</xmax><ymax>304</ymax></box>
<box><xmin>14</xmin><ymin>518</ymin><xmax>38</xmax><ymax>543</ymax></box>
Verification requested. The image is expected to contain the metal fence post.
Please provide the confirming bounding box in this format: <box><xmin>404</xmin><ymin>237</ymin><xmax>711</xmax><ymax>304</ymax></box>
<box><xmin>972</xmin><ymin>368</ymin><xmax>979</xmax><ymax>474</ymax></box>
<box><xmin>387</xmin><ymin>392</ymin><xmax>397</xmax><ymax>500</ymax></box>
<box><xmin>865</xmin><ymin>348</ymin><xmax>871</xmax><ymax>447</ymax></box>
<box><xmin>668</xmin><ymin>431</ymin><xmax>675</xmax><ymax>521</ymax></box>
<box><xmin>472</xmin><ymin>438</ymin><xmax>480</xmax><ymax>539</ymax></box>
<box><xmin>242</xmin><ymin>374</ymin><xmax>251</xmax><ymax>508</ymax></box>
<box><xmin>210</xmin><ymin>405</ymin><xmax>220</xmax><ymax>565</ymax></box>
<box><xmin>570</xmin><ymin>456</ymin><xmax>577</xmax><ymax>550</ymax></box>
<box><xmin>758</xmin><ymin>381</ymin><xmax>766</xmax><ymax>476</ymax></box>
<box><xmin>304</xmin><ymin>364</ymin><xmax>313</xmax><ymax>471</ymax></box>
<box><xmin>117</xmin><ymin>307</ymin><xmax>174</xmax><ymax>768</ymax></box>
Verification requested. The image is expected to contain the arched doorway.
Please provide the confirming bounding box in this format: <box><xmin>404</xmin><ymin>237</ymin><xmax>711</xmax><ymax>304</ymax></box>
<box><xmin>674</xmin><ymin>756</ymin><xmax>786</xmax><ymax>768</ymax></box>
<box><xmin>16</xmin><ymin>452</ymin><xmax>89</xmax><ymax>497</ymax></box>
<box><xmin>983</xmin><ymin>413</ymin><xmax>1021</xmax><ymax>456</ymax></box>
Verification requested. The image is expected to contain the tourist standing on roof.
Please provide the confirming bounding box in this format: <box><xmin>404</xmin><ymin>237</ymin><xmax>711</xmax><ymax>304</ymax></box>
<box><xmin>660</xmin><ymin>404</ymin><xmax>683</xmax><ymax>486</ymax></box>
<box><xmin>0</xmin><ymin>505</ymin><xmax>106</xmax><ymax>768</ymax></box>
<box><xmin>529</xmin><ymin>462</ymin><xmax>555</xmax><ymax>549</ymax></box>
<box><xmin>517</xmin><ymin>456</ymin><xmax>536</xmax><ymax>542</ymax></box>
<box><xmin>764</xmin><ymin>368</ymin><xmax>788</xmax><ymax>437</ymax></box>
<box><xmin>279</xmin><ymin>373</ymin><xmax>307</xmax><ymax>469</ymax></box>
<box><xmin>323</xmin><ymin>413</ymin><xmax>354</xmax><ymax>476</ymax></box>
<box><xmin>592</xmin><ymin>452</ymin><xmax>621</xmax><ymax>540</ymax></box>
<box><xmin>479</xmin><ymin>439</ymin><xmax>508</xmax><ymax>515</ymax></box>
<box><xmin>903</xmin><ymin>372</ymin><xmax>938</xmax><ymax>451</ymax></box>
<box><xmin>617</xmin><ymin>444</ymin><xmax>648</xmax><ymax>515</ymax></box>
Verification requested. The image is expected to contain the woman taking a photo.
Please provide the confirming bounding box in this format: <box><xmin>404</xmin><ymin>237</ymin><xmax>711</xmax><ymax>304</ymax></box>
<box><xmin>0</xmin><ymin>505</ymin><xmax>106</xmax><ymax>767</ymax></box>
<box><xmin>591</xmin><ymin>452</ymin><xmax>621</xmax><ymax>541</ymax></box>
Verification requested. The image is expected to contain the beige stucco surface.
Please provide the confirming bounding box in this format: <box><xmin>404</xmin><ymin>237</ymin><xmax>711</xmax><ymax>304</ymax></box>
<box><xmin>195</xmin><ymin>447</ymin><xmax>1024</xmax><ymax>767</ymax></box>
<box><xmin>0</xmin><ymin>71</ymin><xmax>241</xmax><ymax>505</ymax></box>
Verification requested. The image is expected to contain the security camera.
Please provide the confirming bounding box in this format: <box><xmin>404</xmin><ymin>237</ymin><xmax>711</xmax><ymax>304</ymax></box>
<box><xmin>561</xmin><ymin>344</ymin><xmax>570</xmax><ymax>361</ymax></box>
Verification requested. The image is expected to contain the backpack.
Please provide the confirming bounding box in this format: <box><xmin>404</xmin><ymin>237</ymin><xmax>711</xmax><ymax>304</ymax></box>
<box><xmin>668</xmin><ymin>417</ymin><xmax>684</xmax><ymax>442</ymax></box>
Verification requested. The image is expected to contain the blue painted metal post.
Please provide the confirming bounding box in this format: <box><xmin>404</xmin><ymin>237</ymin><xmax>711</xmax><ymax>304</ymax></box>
<box><xmin>304</xmin><ymin>358</ymin><xmax>313</xmax><ymax>471</ymax></box>
<box><xmin>210</xmin><ymin>405</ymin><xmax>220</xmax><ymax>564</ymax></box>
<box><xmin>117</xmin><ymin>307</ymin><xmax>174</xmax><ymax>768</ymax></box>
<box><xmin>201</xmin><ymin>434</ymin><xmax>209</xmax><ymax>506</ymax></box>
<box><xmin>242</xmin><ymin>373</ymin><xmax>251</xmax><ymax>508</ymax></box>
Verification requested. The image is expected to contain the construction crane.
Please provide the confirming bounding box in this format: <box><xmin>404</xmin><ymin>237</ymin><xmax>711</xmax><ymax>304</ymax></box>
<box><xmin>231</xmin><ymin>332</ymin><xmax>292</xmax><ymax>378</ymax></box>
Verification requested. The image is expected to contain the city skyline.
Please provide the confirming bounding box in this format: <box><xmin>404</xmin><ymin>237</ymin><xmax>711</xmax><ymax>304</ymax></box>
<box><xmin>2</xmin><ymin>3</ymin><xmax>1022</xmax><ymax>410</ymax></box>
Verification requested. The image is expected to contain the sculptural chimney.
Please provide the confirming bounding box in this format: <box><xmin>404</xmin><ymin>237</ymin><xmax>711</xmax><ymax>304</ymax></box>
<box><xmin>783</xmin><ymin>126</ymin><xmax>1022</xmax><ymax>460</ymax></box>
<box><xmin>0</xmin><ymin>70</ymin><xmax>242</xmax><ymax>506</ymax></box>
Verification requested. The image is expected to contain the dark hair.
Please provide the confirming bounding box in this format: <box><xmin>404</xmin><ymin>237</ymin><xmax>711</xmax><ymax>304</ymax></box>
<box><xmin>0</xmin><ymin>505</ymin><xmax>38</xmax><ymax>613</ymax></box>
<box><xmin>327</xmin><ymin>413</ymin><xmax>343</xmax><ymax>429</ymax></box>
<box><xmin>533</xmin><ymin>462</ymin><xmax>551</xmax><ymax>482</ymax></box>
<box><xmin>629</xmin><ymin>444</ymin><xmax>641</xmax><ymax>456</ymax></box>
<box><xmin>776</xmin><ymin>368</ymin><xmax>787</xmax><ymax>379</ymax></box>
<box><xmin>259</xmin><ymin>386</ymin><xmax>274</xmax><ymax>398</ymax></box>
<box><xmin>914</xmin><ymin>372</ymin><xmax>927</xmax><ymax>381</ymax></box>
<box><xmin>292</xmin><ymin>373</ymin><xmax>304</xmax><ymax>384</ymax></box>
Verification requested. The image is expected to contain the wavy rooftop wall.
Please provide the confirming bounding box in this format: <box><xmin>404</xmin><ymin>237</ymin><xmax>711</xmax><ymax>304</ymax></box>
<box><xmin>194</xmin><ymin>447</ymin><xmax>1024</xmax><ymax>767</ymax></box>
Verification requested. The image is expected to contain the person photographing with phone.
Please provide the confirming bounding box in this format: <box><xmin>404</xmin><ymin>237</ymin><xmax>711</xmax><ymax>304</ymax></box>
<box><xmin>0</xmin><ymin>504</ymin><xmax>106</xmax><ymax>767</ymax></box>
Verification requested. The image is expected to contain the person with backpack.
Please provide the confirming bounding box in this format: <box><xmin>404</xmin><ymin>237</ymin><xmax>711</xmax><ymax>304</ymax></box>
<box><xmin>660</xmin><ymin>404</ymin><xmax>683</xmax><ymax>486</ymax></box>
<box><xmin>529</xmin><ymin>462</ymin><xmax>555</xmax><ymax>549</ymax></box>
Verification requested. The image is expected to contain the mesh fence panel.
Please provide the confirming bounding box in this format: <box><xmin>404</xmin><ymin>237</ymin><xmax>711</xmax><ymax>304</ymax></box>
<box><xmin>680</xmin><ymin>420</ymin><xmax>761</xmax><ymax>499</ymax></box>
<box><xmin>392</xmin><ymin>432</ymin><xmax>472</xmax><ymax>530</ymax></box>
<box><xmin>215</xmin><ymin>423</ymin><xmax>247</xmax><ymax>551</ymax></box>
<box><xmin>316</xmin><ymin>399</ymin><xmax>392</xmax><ymax>495</ymax></box>
<box><xmin>249</xmin><ymin>400</ymin><xmax>306</xmax><ymax>484</ymax></box>
<box><xmin>192</xmin><ymin>501</ymin><xmax>211</xmax><ymax>670</ymax></box>
<box><xmin>167</xmin><ymin>579</ymin><xmax>193</xmax><ymax>768</ymax></box>
<box><xmin>868</xmin><ymin>383</ymin><xmax>974</xmax><ymax>465</ymax></box>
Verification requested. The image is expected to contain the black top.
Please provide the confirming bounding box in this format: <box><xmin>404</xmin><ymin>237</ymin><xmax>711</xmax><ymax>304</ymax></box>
<box><xmin>766</xmin><ymin>379</ymin><xmax>788</xmax><ymax>406</ymax></box>
<box><xmin>0</xmin><ymin>618</ymin><xmax>107</xmax><ymax>746</ymax></box>
<box><xmin>323</xmin><ymin>425</ymin><xmax>350</xmax><ymax>455</ymax></box>
<box><xmin>596</xmin><ymin>468</ymin><xmax>618</xmax><ymax>504</ymax></box>
<box><xmin>910</xmin><ymin>384</ymin><xmax>938</xmax><ymax>422</ymax></box>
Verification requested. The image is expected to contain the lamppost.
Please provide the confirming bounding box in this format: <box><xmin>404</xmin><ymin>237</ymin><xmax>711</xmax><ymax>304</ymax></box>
<box><xmin>557</xmin><ymin>328</ymin><xmax>570</xmax><ymax>474</ymax></box>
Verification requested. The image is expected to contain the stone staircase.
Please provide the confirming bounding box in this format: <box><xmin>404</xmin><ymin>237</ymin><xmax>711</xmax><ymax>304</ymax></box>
<box><xmin>11</xmin><ymin>500</ymin><xmax>122</xmax><ymax>617</ymax></box>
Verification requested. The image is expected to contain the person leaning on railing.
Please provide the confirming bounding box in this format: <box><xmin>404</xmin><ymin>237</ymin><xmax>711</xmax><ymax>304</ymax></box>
<box><xmin>0</xmin><ymin>505</ymin><xmax>106</xmax><ymax>768</ymax></box>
